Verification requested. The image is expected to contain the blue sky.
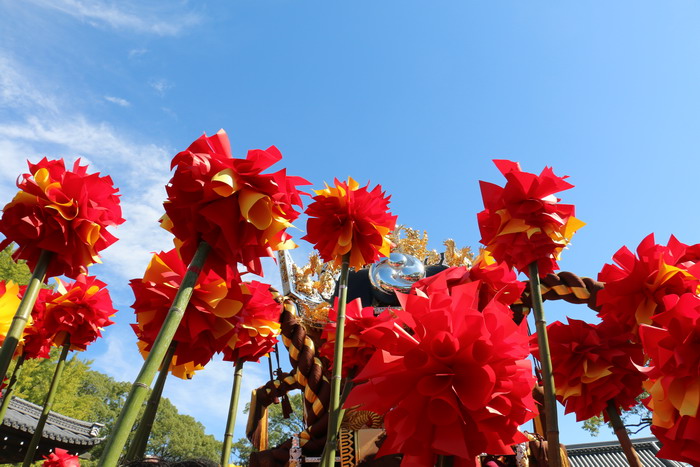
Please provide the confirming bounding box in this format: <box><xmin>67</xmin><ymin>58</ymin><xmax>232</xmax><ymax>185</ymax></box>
<box><xmin>1</xmin><ymin>0</ymin><xmax>699</xmax><ymax>453</ymax></box>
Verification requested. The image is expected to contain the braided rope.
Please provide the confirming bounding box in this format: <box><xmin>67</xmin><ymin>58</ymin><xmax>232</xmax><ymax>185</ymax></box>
<box><xmin>512</xmin><ymin>271</ymin><xmax>604</xmax><ymax>323</ymax></box>
<box><xmin>248</xmin><ymin>292</ymin><xmax>332</xmax><ymax>459</ymax></box>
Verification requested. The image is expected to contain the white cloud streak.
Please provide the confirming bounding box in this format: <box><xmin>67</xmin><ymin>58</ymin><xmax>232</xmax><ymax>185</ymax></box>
<box><xmin>23</xmin><ymin>0</ymin><xmax>201</xmax><ymax>36</ymax></box>
<box><xmin>105</xmin><ymin>95</ymin><xmax>131</xmax><ymax>107</ymax></box>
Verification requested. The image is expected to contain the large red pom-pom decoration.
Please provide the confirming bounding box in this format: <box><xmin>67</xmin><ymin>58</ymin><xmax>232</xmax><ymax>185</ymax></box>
<box><xmin>130</xmin><ymin>249</ymin><xmax>249</xmax><ymax>375</ymax></box>
<box><xmin>161</xmin><ymin>130</ymin><xmax>309</xmax><ymax>282</ymax></box>
<box><xmin>221</xmin><ymin>280</ymin><xmax>281</xmax><ymax>364</ymax></box>
<box><xmin>477</xmin><ymin>160</ymin><xmax>584</xmax><ymax>276</ymax></box>
<box><xmin>531</xmin><ymin>318</ymin><xmax>645</xmax><ymax>422</ymax></box>
<box><xmin>0</xmin><ymin>158</ymin><xmax>124</xmax><ymax>279</ymax></box>
<box><xmin>346</xmin><ymin>280</ymin><xmax>536</xmax><ymax>465</ymax></box>
<box><xmin>303</xmin><ymin>178</ymin><xmax>397</xmax><ymax>270</ymax></box>
<box><xmin>319</xmin><ymin>299</ymin><xmax>393</xmax><ymax>378</ymax></box>
<box><xmin>20</xmin><ymin>287</ymin><xmax>62</xmax><ymax>359</ymax></box>
<box><xmin>638</xmin><ymin>293</ymin><xmax>700</xmax><ymax>465</ymax></box>
<box><xmin>597</xmin><ymin>234</ymin><xmax>700</xmax><ymax>338</ymax></box>
<box><xmin>33</xmin><ymin>275</ymin><xmax>115</xmax><ymax>352</ymax></box>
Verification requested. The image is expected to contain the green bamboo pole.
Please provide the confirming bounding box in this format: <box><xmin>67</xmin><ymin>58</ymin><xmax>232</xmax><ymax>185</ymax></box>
<box><xmin>320</xmin><ymin>253</ymin><xmax>350</xmax><ymax>467</ymax></box>
<box><xmin>0</xmin><ymin>250</ymin><xmax>52</xmax><ymax>384</ymax></box>
<box><xmin>221</xmin><ymin>359</ymin><xmax>245</xmax><ymax>467</ymax></box>
<box><xmin>436</xmin><ymin>455</ymin><xmax>454</xmax><ymax>467</ymax></box>
<box><xmin>125</xmin><ymin>342</ymin><xmax>178</xmax><ymax>461</ymax></box>
<box><xmin>528</xmin><ymin>262</ymin><xmax>562</xmax><ymax>466</ymax></box>
<box><xmin>99</xmin><ymin>241</ymin><xmax>210</xmax><ymax>467</ymax></box>
<box><xmin>0</xmin><ymin>354</ymin><xmax>25</xmax><ymax>423</ymax></box>
<box><xmin>320</xmin><ymin>379</ymin><xmax>355</xmax><ymax>467</ymax></box>
<box><xmin>606</xmin><ymin>400</ymin><xmax>643</xmax><ymax>467</ymax></box>
<box><xmin>22</xmin><ymin>342</ymin><xmax>71</xmax><ymax>467</ymax></box>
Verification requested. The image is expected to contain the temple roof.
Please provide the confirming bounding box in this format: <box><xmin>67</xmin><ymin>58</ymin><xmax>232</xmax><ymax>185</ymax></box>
<box><xmin>0</xmin><ymin>396</ymin><xmax>104</xmax><ymax>463</ymax></box>
<box><xmin>567</xmin><ymin>437</ymin><xmax>689</xmax><ymax>467</ymax></box>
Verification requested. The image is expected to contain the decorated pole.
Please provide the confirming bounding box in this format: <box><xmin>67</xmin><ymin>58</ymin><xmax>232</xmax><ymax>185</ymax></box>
<box><xmin>221</xmin><ymin>359</ymin><xmax>245</xmax><ymax>466</ymax></box>
<box><xmin>0</xmin><ymin>250</ymin><xmax>51</xmax><ymax>383</ymax></box>
<box><xmin>21</xmin><ymin>341</ymin><xmax>71</xmax><ymax>467</ymax></box>
<box><xmin>607</xmin><ymin>401</ymin><xmax>643</xmax><ymax>467</ymax></box>
<box><xmin>99</xmin><ymin>241</ymin><xmax>210</xmax><ymax>466</ymax></box>
<box><xmin>125</xmin><ymin>342</ymin><xmax>178</xmax><ymax>462</ymax></box>
<box><xmin>321</xmin><ymin>252</ymin><xmax>350</xmax><ymax>467</ymax></box>
<box><xmin>528</xmin><ymin>262</ymin><xmax>561</xmax><ymax>465</ymax></box>
<box><xmin>0</xmin><ymin>354</ymin><xmax>25</xmax><ymax>423</ymax></box>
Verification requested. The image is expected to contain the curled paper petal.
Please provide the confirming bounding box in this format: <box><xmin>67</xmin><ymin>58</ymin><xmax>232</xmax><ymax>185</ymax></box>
<box><xmin>0</xmin><ymin>158</ymin><xmax>124</xmax><ymax>279</ymax></box>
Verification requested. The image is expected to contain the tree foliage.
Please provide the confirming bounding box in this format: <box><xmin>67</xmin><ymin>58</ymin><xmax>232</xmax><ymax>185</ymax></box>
<box><xmin>230</xmin><ymin>391</ymin><xmax>305</xmax><ymax>466</ymax></box>
<box><xmin>0</xmin><ymin>244</ymin><xmax>32</xmax><ymax>286</ymax></box>
<box><xmin>12</xmin><ymin>349</ymin><xmax>221</xmax><ymax>464</ymax></box>
<box><xmin>581</xmin><ymin>393</ymin><xmax>652</xmax><ymax>437</ymax></box>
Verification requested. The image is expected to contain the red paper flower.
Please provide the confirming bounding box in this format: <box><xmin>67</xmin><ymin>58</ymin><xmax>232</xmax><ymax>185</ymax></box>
<box><xmin>43</xmin><ymin>448</ymin><xmax>80</xmax><ymax>467</ymax></box>
<box><xmin>222</xmin><ymin>280</ymin><xmax>281</xmax><ymax>363</ymax></box>
<box><xmin>303</xmin><ymin>178</ymin><xmax>397</xmax><ymax>270</ymax></box>
<box><xmin>31</xmin><ymin>275</ymin><xmax>115</xmax><ymax>352</ymax></box>
<box><xmin>131</xmin><ymin>248</ymin><xmax>250</xmax><ymax>373</ymax></box>
<box><xmin>319</xmin><ymin>299</ymin><xmax>394</xmax><ymax>378</ymax></box>
<box><xmin>597</xmin><ymin>234</ymin><xmax>700</xmax><ymax>338</ymax></box>
<box><xmin>18</xmin><ymin>286</ymin><xmax>55</xmax><ymax>359</ymax></box>
<box><xmin>0</xmin><ymin>158</ymin><xmax>124</xmax><ymax>279</ymax></box>
<box><xmin>477</xmin><ymin>160</ymin><xmax>584</xmax><ymax>276</ymax></box>
<box><xmin>346</xmin><ymin>281</ymin><xmax>537</xmax><ymax>465</ymax></box>
<box><xmin>161</xmin><ymin>130</ymin><xmax>309</xmax><ymax>282</ymax></box>
<box><xmin>531</xmin><ymin>318</ymin><xmax>645</xmax><ymax>422</ymax></box>
<box><xmin>638</xmin><ymin>293</ymin><xmax>700</xmax><ymax>464</ymax></box>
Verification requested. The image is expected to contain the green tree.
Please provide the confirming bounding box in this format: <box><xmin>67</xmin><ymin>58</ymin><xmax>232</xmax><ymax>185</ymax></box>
<box><xmin>581</xmin><ymin>394</ymin><xmax>652</xmax><ymax>437</ymax></box>
<box><xmin>0</xmin><ymin>244</ymin><xmax>32</xmax><ymax>286</ymax></box>
<box><xmin>231</xmin><ymin>392</ymin><xmax>305</xmax><ymax>466</ymax></box>
<box><xmin>11</xmin><ymin>349</ymin><xmax>221</xmax><ymax>465</ymax></box>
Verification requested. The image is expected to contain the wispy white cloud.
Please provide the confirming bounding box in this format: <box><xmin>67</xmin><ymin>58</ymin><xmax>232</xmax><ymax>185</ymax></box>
<box><xmin>104</xmin><ymin>95</ymin><xmax>131</xmax><ymax>107</ymax></box>
<box><xmin>149</xmin><ymin>78</ymin><xmax>174</xmax><ymax>97</ymax></box>
<box><xmin>0</xmin><ymin>54</ymin><xmax>174</xmax><ymax>283</ymax></box>
<box><xmin>0</xmin><ymin>55</ymin><xmax>59</xmax><ymax>115</ymax></box>
<box><xmin>23</xmin><ymin>0</ymin><xmax>201</xmax><ymax>36</ymax></box>
<box><xmin>128</xmin><ymin>48</ymin><xmax>148</xmax><ymax>59</ymax></box>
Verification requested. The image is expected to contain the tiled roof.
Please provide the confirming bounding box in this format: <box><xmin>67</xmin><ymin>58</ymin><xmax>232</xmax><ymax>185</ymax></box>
<box><xmin>2</xmin><ymin>396</ymin><xmax>104</xmax><ymax>446</ymax></box>
<box><xmin>567</xmin><ymin>437</ymin><xmax>688</xmax><ymax>467</ymax></box>
<box><xmin>0</xmin><ymin>396</ymin><xmax>105</xmax><ymax>463</ymax></box>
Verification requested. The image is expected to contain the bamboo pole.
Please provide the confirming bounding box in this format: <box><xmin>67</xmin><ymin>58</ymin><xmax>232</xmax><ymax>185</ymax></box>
<box><xmin>22</xmin><ymin>342</ymin><xmax>71</xmax><ymax>467</ymax></box>
<box><xmin>528</xmin><ymin>262</ymin><xmax>562</xmax><ymax>466</ymax></box>
<box><xmin>221</xmin><ymin>359</ymin><xmax>245</xmax><ymax>467</ymax></box>
<box><xmin>125</xmin><ymin>342</ymin><xmax>178</xmax><ymax>461</ymax></box>
<box><xmin>0</xmin><ymin>354</ymin><xmax>25</xmax><ymax>424</ymax></box>
<box><xmin>607</xmin><ymin>400</ymin><xmax>643</xmax><ymax>467</ymax></box>
<box><xmin>320</xmin><ymin>253</ymin><xmax>350</xmax><ymax>467</ymax></box>
<box><xmin>99</xmin><ymin>241</ymin><xmax>210</xmax><ymax>467</ymax></box>
<box><xmin>0</xmin><ymin>250</ymin><xmax>51</xmax><ymax>384</ymax></box>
